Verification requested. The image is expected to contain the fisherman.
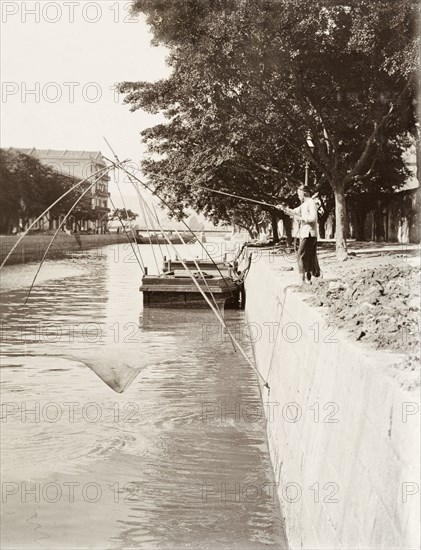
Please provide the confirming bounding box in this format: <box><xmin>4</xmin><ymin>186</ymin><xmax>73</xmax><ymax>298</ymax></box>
<box><xmin>278</xmin><ymin>185</ymin><xmax>320</xmax><ymax>285</ymax></box>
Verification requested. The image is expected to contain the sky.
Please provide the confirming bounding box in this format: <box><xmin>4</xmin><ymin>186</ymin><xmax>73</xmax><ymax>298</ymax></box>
<box><xmin>1</xmin><ymin>0</ymin><xmax>172</xmax><ymax>213</ymax></box>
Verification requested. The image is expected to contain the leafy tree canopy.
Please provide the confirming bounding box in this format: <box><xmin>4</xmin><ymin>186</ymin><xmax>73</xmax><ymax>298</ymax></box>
<box><xmin>110</xmin><ymin>208</ymin><xmax>139</xmax><ymax>221</ymax></box>
<box><xmin>120</xmin><ymin>0</ymin><xmax>419</xmax><ymax>257</ymax></box>
<box><xmin>0</xmin><ymin>149</ymin><xmax>95</xmax><ymax>234</ymax></box>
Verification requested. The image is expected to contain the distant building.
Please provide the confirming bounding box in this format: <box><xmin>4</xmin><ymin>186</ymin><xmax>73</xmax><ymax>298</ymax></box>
<box><xmin>359</xmin><ymin>146</ymin><xmax>419</xmax><ymax>243</ymax></box>
<box><xmin>15</xmin><ymin>148</ymin><xmax>110</xmax><ymax>233</ymax></box>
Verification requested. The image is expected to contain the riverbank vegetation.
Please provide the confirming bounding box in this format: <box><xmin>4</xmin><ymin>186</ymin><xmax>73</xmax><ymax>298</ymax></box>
<box><xmin>119</xmin><ymin>0</ymin><xmax>419</xmax><ymax>259</ymax></box>
<box><xmin>0</xmin><ymin>149</ymin><xmax>103</xmax><ymax>234</ymax></box>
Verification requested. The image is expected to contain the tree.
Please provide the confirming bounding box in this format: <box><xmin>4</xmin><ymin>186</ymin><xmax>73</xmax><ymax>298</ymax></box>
<box><xmin>0</xmin><ymin>149</ymin><xmax>95</xmax><ymax>234</ymax></box>
<box><xmin>0</xmin><ymin>149</ymin><xmax>21</xmax><ymax>233</ymax></box>
<box><xmin>347</xmin><ymin>134</ymin><xmax>412</xmax><ymax>240</ymax></box>
<box><xmin>121</xmin><ymin>0</ymin><xmax>418</xmax><ymax>258</ymax></box>
<box><xmin>348</xmin><ymin>0</ymin><xmax>420</xmax><ymax>183</ymax></box>
<box><xmin>110</xmin><ymin>208</ymin><xmax>138</xmax><ymax>222</ymax></box>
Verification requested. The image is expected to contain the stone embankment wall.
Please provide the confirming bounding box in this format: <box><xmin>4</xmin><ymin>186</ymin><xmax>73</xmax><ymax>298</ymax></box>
<box><xmin>0</xmin><ymin>234</ymin><xmax>129</xmax><ymax>265</ymax></box>
<box><xmin>245</xmin><ymin>257</ymin><xmax>420</xmax><ymax>549</ymax></box>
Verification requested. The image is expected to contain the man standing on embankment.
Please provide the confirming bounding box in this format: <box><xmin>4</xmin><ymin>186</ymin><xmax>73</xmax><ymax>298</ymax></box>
<box><xmin>278</xmin><ymin>185</ymin><xmax>320</xmax><ymax>284</ymax></box>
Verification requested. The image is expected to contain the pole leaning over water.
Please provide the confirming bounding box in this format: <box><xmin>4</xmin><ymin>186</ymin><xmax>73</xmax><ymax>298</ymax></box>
<box><xmin>200</xmin><ymin>186</ymin><xmax>318</xmax><ymax>213</ymax></box>
<box><xmin>105</xmin><ymin>158</ymin><xmax>268</xmax><ymax>387</ymax></box>
<box><xmin>103</xmin><ymin>136</ymin><xmax>227</xmax><ymax>318</ymax></box>
<box><xmin>102</xmin><ymin>139</ymin><xmax>237</xmax><ymax>298</ymax></box>
<box><xmin>200</xmin><ymin>187</ymin><xmax>279</xmax><ymax>209</ymax></box>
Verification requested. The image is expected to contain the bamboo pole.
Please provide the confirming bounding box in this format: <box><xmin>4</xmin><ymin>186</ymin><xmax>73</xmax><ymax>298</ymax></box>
<box><xmin>102</xmin><ymin>140</ymin><xmax>269</xmax><ymax>389</ymax></box>
<box><xmin>128</xmin><ymin>169</ymin><xmax>225</xmax><ymax>316</ymax></box>
<box><xmin>102</xmin><ymin>138</ymin><xmax>237</xmax><ymax>349</ymax></box>
<box><xmin>101</xmin><ymin>153</ymin><xmax>235</xmax><ymax>298</ymax></box>
<box><xmin>200</xmin><ymin>185</ymin><xmax>318</xmax><ymax>215</ymax></box>
<box><xmin>134</xmin><ymin>185</ymin><xmax>241</xmax><ymax>355</ymax></box>
<box><xmin>201</xmin><ymin>186</ymin><xmax>279</xmax><ymax>209</ymax></box>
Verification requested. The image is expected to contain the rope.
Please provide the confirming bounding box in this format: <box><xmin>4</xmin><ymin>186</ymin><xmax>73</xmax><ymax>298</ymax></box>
<box><xmin>264</xmin><ymin>284</ymin><xmax>295</xmax><ymax>390</ymax></box>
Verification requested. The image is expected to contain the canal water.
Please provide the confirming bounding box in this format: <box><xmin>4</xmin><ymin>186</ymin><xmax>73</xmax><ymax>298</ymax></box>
<box><xmin>0</xmin><ymin>242</ymin><xmax>287</xmax><ymax>549</ymax></box>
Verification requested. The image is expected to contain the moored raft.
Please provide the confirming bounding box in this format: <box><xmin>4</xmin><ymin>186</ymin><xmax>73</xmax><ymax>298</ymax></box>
<box><xmin>139</xmin><ymin>273</ymin><xmax>242</xmax><ymax>309</ymax></box>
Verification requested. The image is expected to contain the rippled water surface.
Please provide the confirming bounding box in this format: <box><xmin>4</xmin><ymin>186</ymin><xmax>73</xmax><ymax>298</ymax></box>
<box><xmin>1</xmin><ymin>243</ymin><xmax>286</xmax><ymax>549</ymax></box>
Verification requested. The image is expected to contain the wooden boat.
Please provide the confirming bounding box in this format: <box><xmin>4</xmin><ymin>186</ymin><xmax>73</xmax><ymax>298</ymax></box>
<box><xmin>139</xmin><ymin>273</ymin><xmax>242</xmax><ymax>309</ymax></box>
<box><xmin>133</xmin><ymin>230</ymin><xmax>196</xmax><ymax>245</ymax></box>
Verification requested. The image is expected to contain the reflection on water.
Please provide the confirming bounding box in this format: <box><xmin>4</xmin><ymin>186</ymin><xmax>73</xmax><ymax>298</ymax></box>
<box><xmin>1</xmin><ymin>243</ymin><xmax>286</xmax><ymax>549</ymax></box>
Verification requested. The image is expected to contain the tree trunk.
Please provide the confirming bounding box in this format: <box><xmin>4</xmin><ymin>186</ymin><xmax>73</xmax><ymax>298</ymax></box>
<box><xmin>271</xmin><ymin>213</ymin><xmax>279</xmax><ymax>243</ymax></box>
<box><xmin>282</xmin><ymin>214</ymin><xmax>293</xmax><ymax>247</ymax></box>
<box><xmin>240</xmin><ymin>224</ymin><xmax>255</xmax><ymax>239</ymax></box>
<box><xmin>318</xmin><ymin>221</ymin><xmax>325</xmax><ymax>239</ymax></box>
<box><xmin>318</xmin><ymin>211</ymin><xmax>329</xmax><ymax>240</ymax></box>
<box><xmin>353</xmin><ymin>207</ymin><xmax>367</xmax><ymax>241</ymax></box>
<box><xmin>0</xmin><ymin>216</ymin><xmax>9</xmax><ymax>234</ymax></box>
<box><xmin>250</xmin><ymin>212</ymin><xmax>260</xmax><ymax>238</ymax></box>
<box><xmin>333</xmin><ymin>184</ymin><xmax>348</xmax><ymax>261</ymax></box>
<box><xmin>277</xmin><ymin>212</ymin><xmax>292</xmax><ymax>246</ymax></box>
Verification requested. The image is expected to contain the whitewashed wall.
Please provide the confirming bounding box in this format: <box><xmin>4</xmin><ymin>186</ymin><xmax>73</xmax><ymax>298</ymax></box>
<box><xmin>245</xmin><ymin>257</ymin><xmax>420</xmax><ymax>549</ymax></box>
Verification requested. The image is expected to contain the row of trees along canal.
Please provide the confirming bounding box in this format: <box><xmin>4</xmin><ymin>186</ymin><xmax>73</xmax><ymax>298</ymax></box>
<box><xmin>118</xmin><ymin>0</ymin><xmax>419</xmax><ymax>260</ymax></box>
<box><xmin>0</xmin><ymin>149</ymin><xmax>137</xmax><ymax>234</ymax></box>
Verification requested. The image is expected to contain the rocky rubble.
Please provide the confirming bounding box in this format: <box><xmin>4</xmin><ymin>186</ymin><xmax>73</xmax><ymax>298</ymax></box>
<box><xmin>303</xmin><ymin>264</ymin><xmax>420</xmax><ymax>356</ymax></box>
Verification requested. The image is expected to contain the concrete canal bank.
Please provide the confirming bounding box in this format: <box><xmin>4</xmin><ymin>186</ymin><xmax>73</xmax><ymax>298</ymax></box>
<box><xmin>244</xmin><ymin>254</ymin><xmax>420</xmax><ymax>550</ymax></box>
<box><xmin>0</xmin><ymin>233</ymin><xmax>128</xmax><ymax>265</ymax></box>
